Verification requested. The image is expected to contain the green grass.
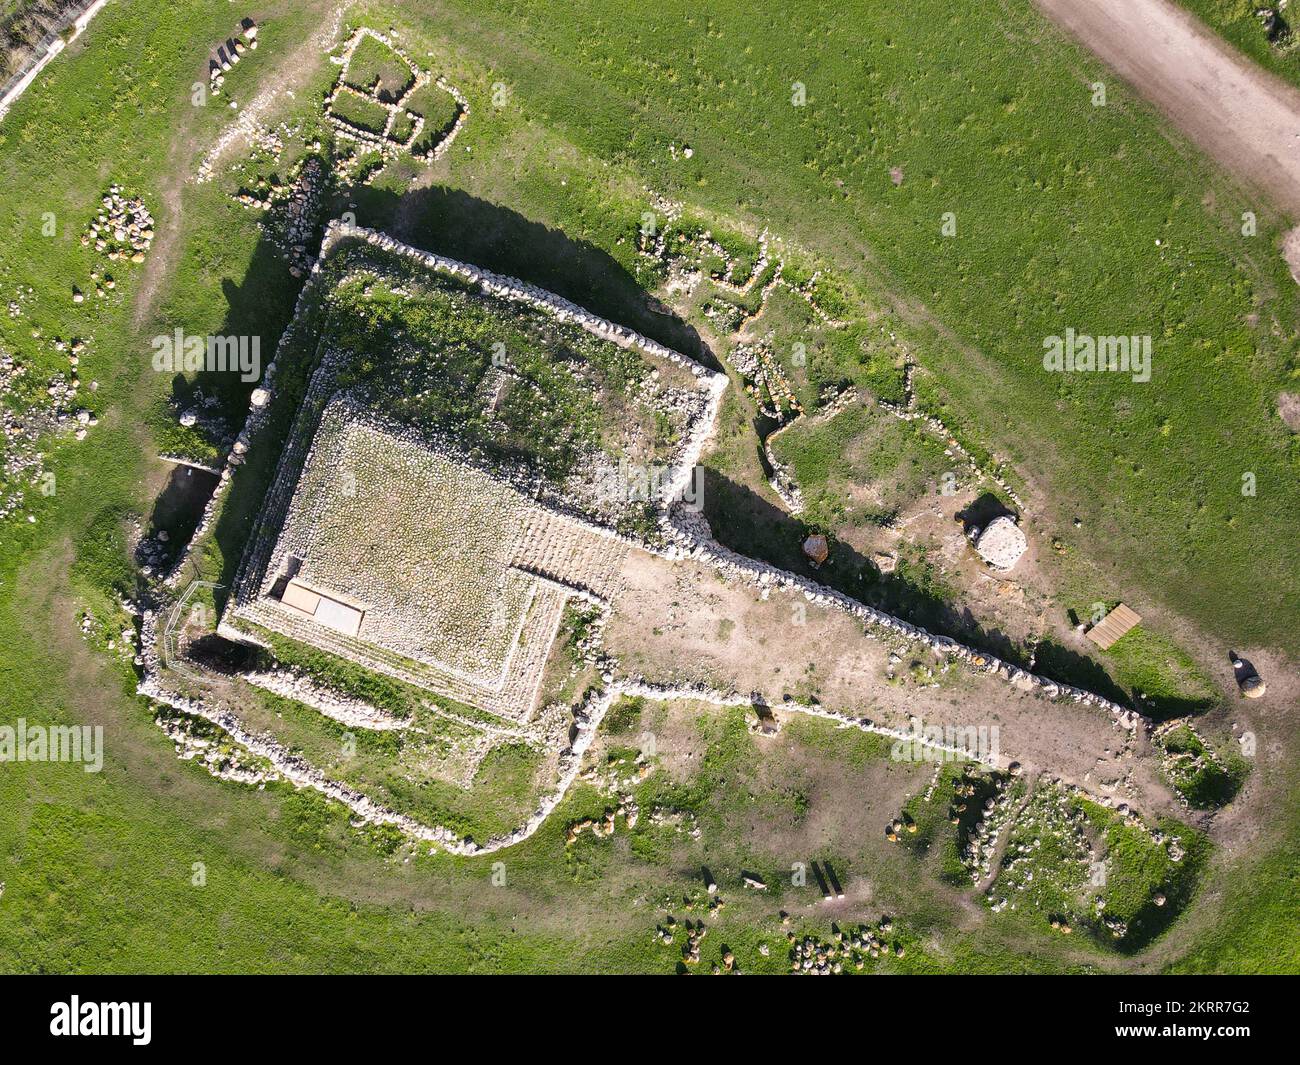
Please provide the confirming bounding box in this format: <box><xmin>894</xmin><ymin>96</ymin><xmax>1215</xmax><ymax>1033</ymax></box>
<box><xmin>396</xmin><ymin>0</ymin><xmax>1300</xmax><ymax>657</ymax></box>
<box><xmin>405</xmin><ymin>81</ymin><xmax>460</xmax><ymax>154</ymax></box>
<box><xmin>328</xmin><ymin>264</ymin><xmax>616</xmax><ymax>480</ymax></box>
<box><xmin>1170</xmin><ymin>783</ymin><xmax>1300</xmax><ymax>973</ymax></box>
<box><xmin>1156</xmin><ymin>723</ymin><xmax>1248</xmax><ymax>808</ymax></box>
<box><xmin>329</xmin><ymin>88</ymin><xmax>391</xmax><ymax>135</ymax></box>
<box><xmin>1094</xmin><ymin>626</ymin><xmax>1219</xmax><ymax>720</ymax></box>
<box><xmin>771</xmin><ymin>400</ymin><xmax>959</xmax><ymax>529</ymax></box>
<box><xmin>228</xmin><ymin>655</ymin><xmax>552</xmax><ymax>843</ymax></box>
<box><xmin>1087</xmin><ymin>806</ymin><xmax>1208</xmax><ymax>953</ymax></box>
<box><xmin>603</xmin><ymin>695</ymin><xmax>644</xmax><ymax>736</ymax></box>
<box><xmin>387</xmin><ymin>107</ymin><xmax>414</xmax><ymax>142</ymax></box>
<box><xmin>896</xmin><ymin>762</ymin><xmax>964</xmax><ymax>856</ymax></box>
<box><xmin>341</xmin><ymin>32</ymin><xmax>415</xmax><ymax>101</ymax></box>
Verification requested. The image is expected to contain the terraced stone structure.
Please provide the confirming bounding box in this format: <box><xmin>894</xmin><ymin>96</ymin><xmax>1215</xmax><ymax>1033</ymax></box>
<box><xmin>198</xmin><ymin>225</ymin><xmax>1168</xmax><ymax>854</ymax></box>
<box><xmin>220</xmin><ymin>225</ymin><xmax>718</xmax><ymax>722</ymax></box>
<box><xmin>229</xmin><ymin>399</ymin><xmax>632</xmax><ymax>719</ymax></box>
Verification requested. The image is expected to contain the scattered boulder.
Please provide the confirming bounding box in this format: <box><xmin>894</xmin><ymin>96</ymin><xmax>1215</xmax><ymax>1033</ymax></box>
<box><xmin>802</xmin><ymin>533</ymin><xmax>829</xmax><ymax>566</ymax></box>
<box><xmin>1240</xmin><ymin>674</ymin><xmax>1266</xmax><ymax>699</ymax></box>
<box><xmin>1231</xmin><ymin>653</ymin><xmax>1266</xmax><ymax>699</ymax></box>
<box><xmin>972</xmin><ymin>515</ymin><xmax>1027</xmax><ymax>571</ymax></box>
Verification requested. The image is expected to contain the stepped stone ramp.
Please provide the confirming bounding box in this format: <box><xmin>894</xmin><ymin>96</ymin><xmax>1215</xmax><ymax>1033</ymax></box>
<box><xmin>510</xmin><ymin>505</ymin><xmax>631</xmax><ymax>601</ymax></box>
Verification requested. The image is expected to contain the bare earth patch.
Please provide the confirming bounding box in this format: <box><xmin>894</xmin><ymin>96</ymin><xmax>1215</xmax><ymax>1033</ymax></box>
<box><xmin>1277</xmin><ymin>389</ymin><xmax>1300</xmax><ymax>432</ymax></box>
<box><xmin>604</xmin><ymin>549</ymin><xmax>1178</xmax><ymax>818</ymax></box>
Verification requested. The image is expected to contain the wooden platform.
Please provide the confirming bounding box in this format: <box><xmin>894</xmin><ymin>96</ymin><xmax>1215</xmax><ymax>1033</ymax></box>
<box><xmin>1086</xmin><ymin>603</ymin><xmax>1141</xmax><ymax>650</ymax></box>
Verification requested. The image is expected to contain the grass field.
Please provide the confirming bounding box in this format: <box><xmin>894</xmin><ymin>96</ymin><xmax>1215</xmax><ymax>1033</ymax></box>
<box><xmin>328</xmin><ymin>87</ymin><xmax>390</xmax><ymax>135</ymax></box>
<box><xmin>770</xmin><ymin>400</ymin><xmax>960</xmax><ymax>529</ymax></box>
<box><xmin>0</xmin><ymin>0</ymin><xmax>1296</xmax><ymax>973</ymax></box>
<box><xmin>404</xmin><ymin>81</ymin><xmax>460</xmax><ymax>153</ymax></box>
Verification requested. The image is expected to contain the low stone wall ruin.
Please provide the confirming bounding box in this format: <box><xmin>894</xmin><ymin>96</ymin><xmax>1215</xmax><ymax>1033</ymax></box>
<box><xmin>141</xmin><ymin>222</ymin><xmax>1147</xmax><ymax>858</ymax></box>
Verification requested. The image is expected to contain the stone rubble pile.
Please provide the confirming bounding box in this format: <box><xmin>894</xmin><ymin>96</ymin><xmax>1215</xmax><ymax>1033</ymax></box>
<box><xmin>196</xmin><ymin>104</ymin><xmax>283</xmax><ymax>184</ymax></box>
<box><xmin>0</xmin><ymin>334</ymin><xmax>95</xmax><ymax>519</ymax></box>
<box><xmin>978</xmin><ymin>777</ymin><xmax>1179</xmax><ymax>938</ymax></box>
<box><xmin>994</xmin><ymin>784</ymin><xmax>1096</xmax><ymax>915</ymax></box>
<box><xmin>155</xmin><ymin>707</ymin><xmax>279</xmax><ymax>787</ymax></box>
<box><xmin>636</xmin><ymin>194</ymin><xmax>682</xmax><ymax>263</ymax></box>
<box><xmin>789</xmin><ymin>919</ymin><xmax>904</xmax><ymax>974</ymax></box>
<box><xmin>731</xmin><ymin>341</ymin><xmax>802</xmax><ymax>421</ymax></box>
<box><xmin>81</xmin><ymin>187</ymin><xmax>154</xmax><ymax>265</ymax></box>
<box><xmin>234</xmin><ymin>152</ymin><xmax>327</xmax><ymax>278</ymax></box>
<box><xmin>960</xmin><ymin>774</ymin><xmax>1020</xmax><ymax>885</ymax></box>
<box><xmin>282</xmin><ymin>156</ymin><xmax>325</xmax><ymax>277</ymax></box>
<box><xmin>1152</xmin><ymin>718</ymin><xmax>1230</xmax><ymax>809</ymax></box>
<box><xmin>78</xmin><ymin>603</ymin><xmax>141</xmax><ymax>668</ymax></box>
<box><xmin>637</xmin><ymin>206</ymin><xmax>772</xmax><ymax>301</ymax></box>
<box><xmin>133</xmin><ymin>514</ymin><xmax>176</xmax><ymax>579</ymax></box>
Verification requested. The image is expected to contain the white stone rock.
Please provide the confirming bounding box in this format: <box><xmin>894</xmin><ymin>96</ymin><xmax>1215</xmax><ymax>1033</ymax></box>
<box><xmin>973</xmin><ymin>515</ymin><xmax>1027</xmax><ymax>570</ymax></box>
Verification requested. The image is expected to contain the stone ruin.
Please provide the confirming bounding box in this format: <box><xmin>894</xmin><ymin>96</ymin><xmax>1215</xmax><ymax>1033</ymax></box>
<box><xmin>222</xmin><ymin>398</ymin><xmax>640</xmax><ymax>723</ymax></box>
<box><xmin>214</xmin><ymin>223</ymin><xmax>721</xmax><ymax>734</ymax></box>
<box><xmin>324</xmin><ymin>27</ymin><xmax>469</xmax><ymax>166</ymax></box>
<box><xmin>137</xmin><ymin>223</ymin><xmax>1153</xmax><ymax>856</ymax></box>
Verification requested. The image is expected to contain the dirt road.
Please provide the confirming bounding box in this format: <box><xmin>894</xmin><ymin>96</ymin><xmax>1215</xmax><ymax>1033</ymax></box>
<box><xmin>1035</xmin><ymin>0</ymin><xmax>1300</xmax><ymax>218</ymax></box>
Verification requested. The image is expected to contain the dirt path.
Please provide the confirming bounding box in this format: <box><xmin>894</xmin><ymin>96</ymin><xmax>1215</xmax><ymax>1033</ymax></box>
<box><xmin>1035</xmin><ymin>0</ymin><xmax>1300</xmax><ymax>219</ymax></box>
<box><xmin>130</xmin><ymin>111</ymin><xmax>200</xmax><ymax>329</ymax></box>
<box><xmin>135</xmin><ymin>2</ymin><xmax>347</xmax><ymax>328</ymax></box>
